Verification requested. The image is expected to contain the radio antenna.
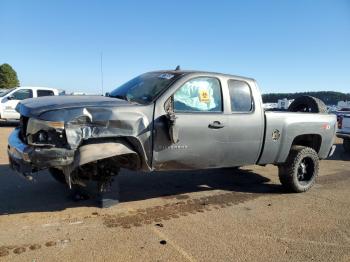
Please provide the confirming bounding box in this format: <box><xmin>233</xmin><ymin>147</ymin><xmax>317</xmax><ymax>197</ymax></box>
<box><xmin>100</xmin><ymin>52</ymin><xmax>104</xmax><ymax>95</ymax></box>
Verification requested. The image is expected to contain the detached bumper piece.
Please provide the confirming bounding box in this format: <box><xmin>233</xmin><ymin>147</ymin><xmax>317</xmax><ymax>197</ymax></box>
<box><xmin>328</xmin><ymin>145</ymin><xmax>336</xmax><ymax>158</ymax></box>
<box><xmin>7</xmin><ymin>128</ymin><xmax>75</xmax><ymax>174</ymax></box>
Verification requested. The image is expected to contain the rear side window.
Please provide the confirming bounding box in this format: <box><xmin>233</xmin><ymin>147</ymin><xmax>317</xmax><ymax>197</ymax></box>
<box><xmin>37</xmin><ymin>90</ymin><xmax>54</xmax><ymax>97</ymax></box>
<box><xmin>11</xmin><ymin>89</ymin><xmax>33</xmax><ymax>100</ymax></box>
<box><xmin>228</xmin><ymin>80</ymin><xmax>253</xmax><ymax>112</ymax></box>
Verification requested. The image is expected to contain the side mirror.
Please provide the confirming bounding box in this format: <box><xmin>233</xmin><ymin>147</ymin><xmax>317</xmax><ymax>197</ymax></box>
<box><xmin>166</xmin><ymin>111</ymin><xmax>179</xmax><ymax>144</ymax></box>
<box><xmin>7</xmin><ymin>95</ymin><xmax>14</xmax><ymax>100</ymax></box>
<box><xmin>105</xmin><ymin>92</ymin><xmax>110</xmax><ymax>97</ymax></box>
<box><xmin>165</xmin><ymin>96</ymin><xmax>179</xmax><ymax>144</ymax></box>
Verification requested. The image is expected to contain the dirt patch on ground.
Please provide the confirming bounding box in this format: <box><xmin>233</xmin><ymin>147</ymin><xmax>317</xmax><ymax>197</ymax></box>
<box><xmin>0</xmin><ymin>239</ymin><xmax>69</xmax><ymax>257</ymax></box>
<box><xmin>103</xmin><ymin>191</ymin><xmax>260</xmax><ymax>228</ymax></box>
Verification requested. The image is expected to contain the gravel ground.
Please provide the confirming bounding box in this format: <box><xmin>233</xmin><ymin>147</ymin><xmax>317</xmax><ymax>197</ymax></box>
<box><xmin>0</xmin><ymin>126</ymin><xmax>349</xmax><ymax>262</ymax></box>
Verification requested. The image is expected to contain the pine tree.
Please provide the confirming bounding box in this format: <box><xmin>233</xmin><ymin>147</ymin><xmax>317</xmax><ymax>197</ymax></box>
<box><xmin>0</xmin><ymin>63</ymin><xmax>20</xmax><ymax>88</ymax></box>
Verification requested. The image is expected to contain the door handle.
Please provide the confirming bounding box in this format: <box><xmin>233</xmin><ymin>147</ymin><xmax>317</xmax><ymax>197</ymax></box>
<box><xmin>208</xmin><ymin>121</ymin><xmax>225</xmax><ymax>129</ymax></box>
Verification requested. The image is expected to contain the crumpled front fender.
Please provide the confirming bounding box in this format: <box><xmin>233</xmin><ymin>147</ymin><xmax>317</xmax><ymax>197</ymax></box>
<box><xmin>73</xmin><ymin>142</ymin><xmax>140</xmax><ymax>168</ymax></box>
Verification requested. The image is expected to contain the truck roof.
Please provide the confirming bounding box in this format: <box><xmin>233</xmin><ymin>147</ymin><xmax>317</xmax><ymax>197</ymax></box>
<box><xmin>150</xmin><ymin>70</ymin><xmax>256</xmax><ymax>82</ymax></box>
<box><xmin>17</xmin><ymin>86</ymin><xmax>59</xmax><ymax>91</ymax></box>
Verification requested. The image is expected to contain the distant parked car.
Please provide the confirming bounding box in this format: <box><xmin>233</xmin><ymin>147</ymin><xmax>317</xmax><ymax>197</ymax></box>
<box><xmin>334</xmin><ymin>108</ymin><xmax>350</xmax><ymax>122</ymax></box>
<box><xmin>337</xmin><ymin>113</ymin><xmax>350</xmax><ymax>153</ymax></box>
<box><xmin>0</xmin><ymin>87</ymin><xmax>60</xmax><ymax>121</ymax></box>
<box><xmin>336</xmin><ymin>107</ymin><xmax>350</xmax><ymax>116</ymax></box>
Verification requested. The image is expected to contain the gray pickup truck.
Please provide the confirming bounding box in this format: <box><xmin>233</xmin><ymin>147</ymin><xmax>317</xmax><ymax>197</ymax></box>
<box><xmin>8</xmin><ymin>70</ymin><xmax>337</xmax><ymax>204</ymax></box>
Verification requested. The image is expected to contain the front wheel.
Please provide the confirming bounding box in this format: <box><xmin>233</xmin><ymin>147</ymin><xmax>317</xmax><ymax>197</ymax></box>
<box><xmin>343</xmin><ymin>139</ymin><xmax>350</xmax><ymax>153</ymax></box>
<box><xmin>278</xmin><ymin>146</ymin><xmax>319</xmax><ymax>193</ymax></box>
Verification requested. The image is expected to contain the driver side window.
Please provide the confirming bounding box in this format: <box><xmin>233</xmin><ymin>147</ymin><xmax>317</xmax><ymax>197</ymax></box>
<box><xmin>173</xmin><ymin>77</ymin><xmax>222</xmax><ymax>113</ymax></box>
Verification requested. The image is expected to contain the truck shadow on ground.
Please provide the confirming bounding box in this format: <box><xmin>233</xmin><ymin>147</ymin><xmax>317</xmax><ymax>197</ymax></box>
<box><xmin>120</xmin><ymin>168</ymin><xmax>282</xmax><ymax>203</ymax></box>
<box><xmin>0</xmin><ymin>164</ymin><xmax>283</xmax><ymax>215</ymax></box>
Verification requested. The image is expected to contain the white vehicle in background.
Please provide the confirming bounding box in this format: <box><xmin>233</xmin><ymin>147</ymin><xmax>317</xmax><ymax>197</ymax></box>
<box><xmin>0</xmin><ymin>87</ymin><xmax>59</xmax><ymax>121</ymax></box>
<box><xmin>337</xmin><ymin>114</ymin><xmax>350</xmax><ymax>153</ymax></box>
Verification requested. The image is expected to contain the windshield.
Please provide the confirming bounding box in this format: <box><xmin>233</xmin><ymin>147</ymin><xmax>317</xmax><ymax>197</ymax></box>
<box><xmin>109</xmin><ymin>72</ymin><xmax>182</xmax><ymax>104</ymax></box>
<box><xmin>0</xmin><ymin>88</ymin><xmax>15</xmax><ymax>97</ymax></box>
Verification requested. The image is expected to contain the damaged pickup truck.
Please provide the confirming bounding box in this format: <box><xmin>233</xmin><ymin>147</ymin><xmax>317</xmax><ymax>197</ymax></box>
<box><xmin>8</xmin><ymin>70</ymin><xmax>337</xmax><ymax>206</ymax></box>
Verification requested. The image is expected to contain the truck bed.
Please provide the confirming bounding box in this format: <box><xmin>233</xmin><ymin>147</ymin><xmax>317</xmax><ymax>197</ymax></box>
<box><xmin>258</xmin><ymin>111</ymin><xmax>337</xmax><ymax>165</ymax></box>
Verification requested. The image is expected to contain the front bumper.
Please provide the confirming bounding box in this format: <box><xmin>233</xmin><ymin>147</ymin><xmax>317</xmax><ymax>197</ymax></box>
<box><xmin>7</xmin><ymin>128</ymin><xmax>75</xmax><ymax>174</ymax></box>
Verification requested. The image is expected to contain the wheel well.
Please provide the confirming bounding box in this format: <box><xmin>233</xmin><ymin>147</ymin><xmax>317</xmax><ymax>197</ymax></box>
<box><xmin>292</xmin><ymin>134</ymin><xmax>322</xmax><ymax>153</ymax></box>
<box><xmin>80</xmin><ymin>137</ymin><xmax>150</xmax><ymax>171</ymax></box>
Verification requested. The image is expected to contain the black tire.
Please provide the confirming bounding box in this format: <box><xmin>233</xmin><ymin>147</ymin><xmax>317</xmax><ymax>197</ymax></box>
<box><xmin>344</xmin><ymin>139</ymin><xmax>350</xmax><ymax>153</ymax></box>
<box><xmin>278</xmin><ymin>146</ymin><xmax>319</xmax><ymax>193</ymax></box>
<box><xmin>49</xmin><ymin>168</ymin><xmax>67</xmax><ymax>184</ymax></box>
<box><xmin>288</xmin><ymin>96</ymin><xmax>327</xmax><ymax>113</ymax></box>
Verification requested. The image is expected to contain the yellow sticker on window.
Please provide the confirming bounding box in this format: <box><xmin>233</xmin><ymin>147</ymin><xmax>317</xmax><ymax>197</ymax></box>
<box><xmin>199</xmin><ymin>89</ymin><xmax>210</xmax><ymax>102</ymax></box>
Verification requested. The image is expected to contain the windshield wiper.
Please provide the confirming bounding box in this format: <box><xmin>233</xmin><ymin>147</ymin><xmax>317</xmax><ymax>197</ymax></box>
<box><xmin>113</xmin><ymin>94</ymin><xmax>130</xmax><ymax>102</ymax></box>
<box><xmin>110</xmin><ymin>94</ymin><xmax>143</xmax><ymax>104</ymax></box>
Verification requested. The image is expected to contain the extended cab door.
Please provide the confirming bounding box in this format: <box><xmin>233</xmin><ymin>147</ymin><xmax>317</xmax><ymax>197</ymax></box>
<box><xmin>152</xmin><ymin>75</ymin><xmax>233</xmax><ymax>170</ymax></box>
<box><xmin>36</xmin><ymin>89</ymin><xmax>55</xmax><ymax>97</ymax></box>
<box><xmin>224</xmin><ymin>79</ymin><xmax>264</xmax><ymax>165</ymax></box>
<box><xmin>2</xmin><ymin>89</ymin><xmax>33</xmax><ymax>119</ymax></box>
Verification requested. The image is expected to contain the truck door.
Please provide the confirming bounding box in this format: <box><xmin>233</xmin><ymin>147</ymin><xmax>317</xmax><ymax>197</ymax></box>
<box><xmin>153</xmin><ymin>76</ymin><xmax>232</xmax><ymax>170</ymax></box>
<box><xmin>225</xmin><ymin>79</ymin><xmax>264</xmax><ymax>165</ymax></box>
<box><xmin>2</xmin><ymin>89</ymin><xmax>33</xmax><ymax>119</ymax></box>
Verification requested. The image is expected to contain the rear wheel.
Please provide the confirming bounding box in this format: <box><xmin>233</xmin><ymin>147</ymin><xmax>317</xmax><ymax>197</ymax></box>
<box><xmin>344</xmin><ymin>139</ymin><xmax>350</xmax><ymax>153</ymax></box>
<box><xmin>278</xmin><ymin>146</ymin><xmax>319</xmax><ymax>192</ymax></box>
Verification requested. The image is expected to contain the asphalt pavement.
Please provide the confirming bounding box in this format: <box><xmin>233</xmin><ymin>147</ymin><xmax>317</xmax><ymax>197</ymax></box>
<box><xmin>0</xmin><ymin>127</ymin><xmax>349</xmax><ymax>261</ymax></box>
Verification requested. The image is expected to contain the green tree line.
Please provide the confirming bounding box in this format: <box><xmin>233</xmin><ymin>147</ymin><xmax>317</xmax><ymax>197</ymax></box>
<box><xmin>262</xmin><ymin>91</ymin><xmax>350</xmax><ymax>105</ymax></box>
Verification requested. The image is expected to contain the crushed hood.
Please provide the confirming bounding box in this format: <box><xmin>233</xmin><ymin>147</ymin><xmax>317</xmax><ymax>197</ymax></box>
<box><xmin>18</xmin><ymin>95</ymin><xmax>154</xmax><ymax>151</ymax></box>
<box><xmin>17</xmin><ymin>95</ymin><xmax>132</xmax><ymax>117</ymax></box>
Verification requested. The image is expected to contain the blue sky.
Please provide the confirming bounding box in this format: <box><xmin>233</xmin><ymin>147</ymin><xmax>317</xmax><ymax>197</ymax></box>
<box><xmin>0</xmin><ymin>0</ymin><xmax>349</xmax><ymax>94</ymax></box>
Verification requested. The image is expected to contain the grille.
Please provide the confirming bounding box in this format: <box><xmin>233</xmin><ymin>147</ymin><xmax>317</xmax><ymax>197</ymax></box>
<box><xmin>19</xmin><ymin>116</ymin><xmax>29</xmax><ymax>142</ymax></box>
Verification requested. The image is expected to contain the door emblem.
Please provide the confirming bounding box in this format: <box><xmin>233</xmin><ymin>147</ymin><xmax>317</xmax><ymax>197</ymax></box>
<box><xmin>158</xmin><ymin>145</ymin><xmax>188</xmax><ymax>150</ymax></box>
<box><xmin>272</xmin><ymin>129</ymin><xmax>280</xmax><ymax>141</ymax></box>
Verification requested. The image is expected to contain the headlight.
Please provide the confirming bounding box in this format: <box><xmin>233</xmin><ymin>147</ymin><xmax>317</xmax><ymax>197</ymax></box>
<box><xmin>27</xmin><ymin>118</ymin><xmax>64</xmax><ymax>132</ymax></box>
<box><xmin>26</xmin><ymin>118</ymin><xmax>66</xmax><ymax>147</ymax></box>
